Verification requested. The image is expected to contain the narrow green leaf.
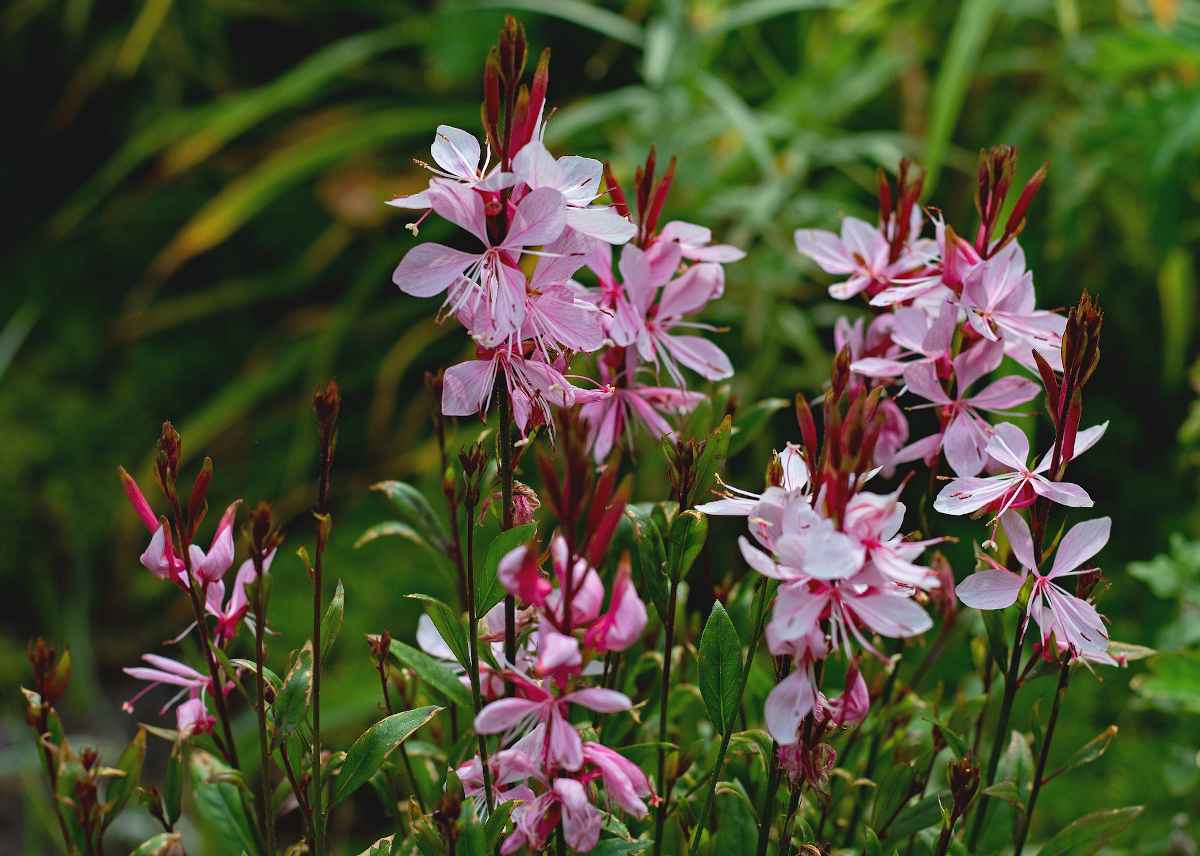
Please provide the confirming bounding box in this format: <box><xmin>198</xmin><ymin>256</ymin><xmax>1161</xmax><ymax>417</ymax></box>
<box><xmin>103</xmin><ymin>727</ymin><xmax>146</xmax><ymax>828</ymax></box>
<box><xmin>1159</xmin><ymin>246</ymin><xmax>1195</xmax><ymax>387</ymax></box>
<box><xmin>714</xmin><ymin>779</ymin><xmax>757</xmax><ymax>852</ymax></box>
<box><xmin>729</xmin><ymin>398</ymin><xmax>789</xmax><ymax>456</ymax></box>
<box><xmin>698</xmin><ymin>601</ymin><xmax>742</xmax><ymax>733</ymax></box>
<box><xmin>997</xmin><ymin>730</ymin><xmax>1034</xmax><ymax>799</ymax></box>
<box><xmin>480</xmin><ymin>523</ymin><xmax>536</xmax><ymax>616</ymax></box>
<box><xmin>273</xmin><ymin>643</ymin><xmax>313</xmax><ymax>735</ymax></box>
<box><xmin>1036</xmin><ymin>806</ymin><xmax>1143</xmax><ymax>856</ymax></box>
<box><xmin>689</xmin><ymin>416</ymin><xmax>732</xmax><ymax>509</ymax></box>
<box><xmin>626</xmin><ymin>507</ymin><xmax>669</xmax><ymax>620</ymax></box>
<box><xmin>190</xmin><ymin>750</ymin><xmax>260</xmax><ymax>855</ymax></box>
<box><xmin>887</xmin><ymin>791</ymin><xmax>948</xmax><ymax>838</ymax></box>
<box><xmin>406</xmin><ymin>594</ymin><xmax>470</xmax><ymax>670</ymax></box>
<box><xmin>371</xmin><ymin>481</ymin><xmax>450</xmax><ymax>550</ymax></box>
<box><xmin>980</xmin><ymin>780</ymin><xmax>1024</xmax><ymax>811</ymax></box>
<box><xmin>667</xmin><ymin>510</ymin><xmax>708</xmax><ymax>582</ymax></box>
<box><xmin>870</xmin><ymin>761</ymin><xmax>915</xmax><ymax>831</ymax></box>
<box><xmin>1052</xmin><ymin>724</ymin><xmax>1118</xmax><ymax>781</ymax></box>
<box><xmin>321</xmin><ymin>580</ymin><xmax>345</xmax><ymax>661</ymax></box>
<box><xmin>472</xmin><ymin>0</ymin><xmax>645</xmax><ymax>47</ymax></box>
<box><xmin>163</xmin><ymin>743</ymin><xmax>183</xmax><ymax>826</ymax></box>
<box><xmin>128</xmin><ymin>832</ymin><xmax>185</xmax><ymax>856</ymax></box>
<box><xmin>332</xmin><ymin>706</ymin><xmax>442</xmax><ymax>805</ymax></box>
<box><xmin>389</xmin><ymin>639</ymin><xmax>473</xmax><ymax>710</ymax></box>
<box><xmin>981</xmin><ymin>608</ymin><xmax>1009</xmax><ymax>671</ymax></box>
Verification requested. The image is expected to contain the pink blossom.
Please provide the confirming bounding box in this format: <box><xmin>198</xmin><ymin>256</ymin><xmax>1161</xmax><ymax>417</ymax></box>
<box><xmin>386</xmin><ymin>126</ymin><xmax>513</xmax><ymax>211</ymax></box>
<box><xmin>580</xmin><ymin>742</ymin><xmax>653</xmax><ymax>818</ymax></box>
<box><xmin>206</xmin><ymin>551</ymin><xmax>274</xmax><ymax>643</ymax></box>
<box><xmin>583</xmin><ymin>555</ymin><xmax>648</xmax><ymax>652</ymax></box>
<box><xmin>649</xmin><ymin>220</ymin><xmax>745</xmax><ymax>269</ymax></box>
<box><xmin>849</xmin><ymin>303</ymin><xmax>956</xmax><ymax>380</ymax></box>
<box><xmin>957</xmin><ymin>511</ymin><xmax>1114</xmax><ymax>664</ymax></box>
<box><xmin>842</xmin><ymin>490</ymin><xmax>941</xmax><ymax>588</ymax></box>
<box><xmin>441</xmin><ymin>346</ymin><xmax>575</xmax><ymax>433</ymax></box>
<box><xmin>187</xmin><ymin>501</ymin><xmax>240</xmax><ymax>584</ymax></box>
<box><xmin>697</xmin><ymin>445</ymin><xmax>809</xmax><ymax>517</ymax></box>
<box><xmin>817</xmin><ymin>662</ymin><xmax>870</xmax><ymax>727</ymax></box>
<box><xmin>870</xmin><ymin>215</ymin><xmax>979</xmax><ymax>307</ymax></box>
<box><xmin>500</xmin><ymin>778</ymin><xmax>602</xmax><ymax>854</ymax></box>
<box><xmin>578</xmin><ymin>360</ymin><xmax>704</xmax><ymax>462</ymax></box>
<box><xmin>392</xmin><ymin>183</ymin><xmax>566</xmax><ymax>337</ymax></box>
<box><xmin>933</xmin><ymin>422</ymin><xmax>1101</xmax><ymax>517</ymax></box>
<box><xmin>176</xmin><ymin>696</ymin><xmax>215</xmax><ymax>738</ymax></box>
<box><xmin>795</xmin><ymin>216</ymin><xmax>933</xmax><ymax>300</ymax></box>
<box><xmin>512</xmin><ymin>141</ymin><xmax>636</xmax><ymax>243</ymax></box>
<box><xmin>897</xmin><ymin>340</ymin><xmax>1040</xmax><ymax>477</ymax></box>
<box><xmin>119</xmin><ymin>468</ymin><xmax>186</xmax><ymax>587</ymax></box>
<box><xmin>958</xmin><ymin>242</ymin><xmax>1064</xmax><ymax>371</ymax></box>
<box><xmin>122</xmin><ymin>654</ymin><xmax>224</xmax><ymax>718</ymax></box>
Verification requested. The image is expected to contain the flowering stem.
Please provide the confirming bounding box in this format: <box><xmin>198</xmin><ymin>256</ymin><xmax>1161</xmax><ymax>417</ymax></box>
<box><xmin>841</xmin><ymin>657</ymin><xmax>901</xmax><ymax>847</ymax></box>
<box><xmin>652</xmin><ymin>574</ymin><xmax>681</xmax><ymax>856</ymax></box>
<box><xmin>280</xmin><ymin>740</ymin><xmax>317</xmax><ymax>847</ymax></box>
<box><xmin>754</xmin><ymin>739</ymin><xmax>784</xmax><ymax>856</ymax></box>
<box><xmin>32</xmin><ymin>726</ymin><xmax>73</xmax><ymax>849</ymax></box>
<box><xmin>497</xmin><ymin>380</ymin><xmax>518</xmax><ymax>667</ymax></box>
<box><xmin>462</xmin><ymin>490</ymin><xmax>496</xmax><ymax>811</ymax></box>
<box><xmin>249</xmin><ymin>549</ymin><xmax>275</xmax><ymax>855</ymax></box>
<box><xmin>691</xmin><ymin>577</ymin><xmax>771</xmax><ymax>850</ymax></box>
<box><xmin>781</xmin><ymin>784</ymin><xmax>803</xmax><ymax>856</ymax></box>
<box><xmin>967</xmin><ymin>613</ymin><xmax>1027</xmax><ymax>849</ymax></box>
<box><xmin>1013</xmin><ymin>661</ymin><xmax>1070</xmax><ymax>856</ymax></box>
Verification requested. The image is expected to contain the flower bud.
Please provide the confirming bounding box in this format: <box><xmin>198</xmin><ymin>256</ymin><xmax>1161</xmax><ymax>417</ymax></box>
<box><xmin>313</xmin><ymin>379</ymin><xmax>342</xmax><ymax>437</ymax></box>
<box><xmin>27</xmin><ymin>638</ymin><xmax>71</xmax><ymax>708</ymax></box>
<box><xmin>948</xmin><ymin>756</ymin><xmax>979</xmax><ymax>819</ymax></box>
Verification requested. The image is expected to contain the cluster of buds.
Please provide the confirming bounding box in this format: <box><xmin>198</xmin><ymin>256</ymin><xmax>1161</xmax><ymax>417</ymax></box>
<box><xmin>434</xmin><ymin>415</ymin><xmax>653</xmax><ymax>853</ymax></box>
<box><xmin>390</xmin><ymin>18</ymin><xmax>742</xmax><ymax>454</ymax></box>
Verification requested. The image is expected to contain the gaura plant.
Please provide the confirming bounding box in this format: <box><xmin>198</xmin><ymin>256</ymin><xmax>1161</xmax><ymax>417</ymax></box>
<box><xmin>23</xmin><ymin>16</ymin><xmax>1146</xmax><ymax>856</ymax></box>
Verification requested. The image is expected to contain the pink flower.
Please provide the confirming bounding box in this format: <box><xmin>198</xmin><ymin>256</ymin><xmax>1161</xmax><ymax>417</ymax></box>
<box><xmin>581</xmin><ymin>742</ymin><xmax>654</xmax><ymax>818</ymax></box>
<box><xmin>697</xmin><ymin>445</ymin><xmax>809</xmax><ymax>517</ymax></box>
<box><xmin>958</xmin><ymin>242</ymin><xmax>1064</xmax><ymax>371</ymax></box>
<box><xmin>736</xmin><ymin>491</ymin><xmax>865</xmax><ymax>582</ymax></box>
<box><xmin>583</xmin><ymin>555</ymin><xmax>648</xmax><ymax>653</ymax></box>
<box><xmin>578</xmin><ymin>361</ymin><xmax>704</xmax><ymax>462</ymax></box>
<box><xmin>392</xmin><ymin>183</ymin><xmax>566</xmax><ymax>337</ymax></box>
<box><xmin>933</xmin><ymin>422</ymin><xmax>1100</xmax><ymax>517</ymax></box>
<box><xmin>500</xmin><ymin>778</ymin><xmax>603</xmax><ymax>854</ymax></box>
<box><xmin>817</xmin><ymin>662</ymin><xmax>870</xmax><ymax>727</ymax></box>
<box><xmin>119</xmin><ymin>468</ymin><xmax>186</xmax><ymax>587</ymax></box>
<box><xmin>122</xmin><ymin>654</ymin><xmax>222</xmax><ymax>718</ymax></box>
<box><xmin>898</xmin><ymin>340</ymin><xmax>1040</xmax><ymax>477</ymax></box>
<box><xmin>842</xmin><ymin>490</ymin><xmax>941</xmax><ymax>588</ymax></box>
<box><xmin>498</xmin><ymin>543</ymin><xmax>553</xmax><ymax>607</ymax></box>
<box><xmin>176</xmin><ymin>696</ymin><xmax>215</xmax><ymax>738</ymax></box>
<box><xmin>386</xmin><ymin>125</ymin><xmax>513</xmax><ymax>211</ymax></box>
<box><xmin>187</xmin><ymin>500</ymin><xmax>240</xmax><ymax>584</ymax></box>
<box><xmin>648</xmin><ymin>220</ymin><xmax>745</xmax><ymax>268</ymax></box>
<box><xmin>206</xmin><ymin>551</ymin><xmax>274</xmax><ymax>643</ymax></box>
<box><xmin>441</xmin><ymin>346</ymin><xmax>575</xmax><ymax>433</ymax></box>
<box><xmin>957</xmin><ymin>511</ymin><xmax>1114</xmax><ymax>664</ymax></box>
<box><xmin>474</xmin><ymin>676</ymin><xmax>631</xmax><ymax>772</ymax></box>
<box><xmin>795</xmin><ymin>216</ymin><xmax>933</xmax><ymax>300</ymax></box>
<box><xmin>870</xmin><ymin>215</ymin><xmax>979</xmax><ymax>307</ymax></box>
<box><xmin>849</xmin><ymin>303</ymin><xmax>956</xmax><ymax>380</ymax></box>
<box><xmin>512</xmin><ymin>141</ymin><xmax>636</xmax><ymax>244</ymax></box>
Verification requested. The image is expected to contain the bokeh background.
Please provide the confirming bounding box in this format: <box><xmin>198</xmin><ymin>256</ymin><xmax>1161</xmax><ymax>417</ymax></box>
<box><xmin>3</xmin><ymin>0</ymin><xmax>1200</xmax><ymax>852</ymax></box>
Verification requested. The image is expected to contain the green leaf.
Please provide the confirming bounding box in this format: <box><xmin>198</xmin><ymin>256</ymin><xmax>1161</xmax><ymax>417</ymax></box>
<box><xmin>714</xmin><ymin>779</ymin><xmax>757</xmax><ymax>852</ymax></box>
<box><xmin>870</xmin><ymin>761</ymin><xmax>916</xmax><ymax>831</ymax></box>
<box><xmin>980</xmin><ymin>780</ymin><xmax>1023</xmax><ymax>811</ymax></box>
<box><xmin>407</xmin><ymin>594</ymin><xmax>471</xmax><ymax>670</ymax></box>
<box><xmin>922</xmin><ymin>716</ymin><xmax>969</xmax><ymax>759</ymax></box>
<box><xmin>190</xmin><ymin>750</ymin><xmax>261</xmax><ymax>856</ymax></box>
<box><xmin>473</xmin><ymin>0</ymin><xmax>645</xmax><ymax>47</ymax></box>
<box><xmin>357</xmin><ymin>834</ymin><xmax>399</xmax><ymax>856</ymax></box>
<box><xmin>389</xmin><ymin>638</ymin><xmax>473</xmax><ymax>710</ymax></box>
<box><xmin>887</xmin><ymin>791</ymin><xmax>948</xmax><ymax>838</ymax></box>
<box><xmin>103</xmin><ymin>727</ymin><xmax>146</xmax><ymax>828</ymax></box>
<box><xmin>332</xmin><ymin>706</ymin><xmax>442</xmax><ymax>805</ymax></box>
<box><xmin>698</xmin><ymin>601</ymin><xmax>742</xmax><ymax>734</ymax></box>
<box><xmin>371</xmin><ymin>481</ymin><xmax>450</xmax><ymax>550</ymax></box>
<box><xmin>626</xmin><ymin>507</ymin><xmax>669</xmax><ymax>620</ymax></box>
<box><xmin>729</xmin><ymin>398</ymin><xmax>789</xmax><ymax>456</ymax></box>
<box><xmin>1051</xmin><ymin>725</ymin><xmax>1118</xmax><ymax>781</ymax></box>
<box><xmin>321</xmin><ymin>580</ymin><xmax>345</xmax><ymax>661</ymax></box>
<box><xmin>1159</xmin><ymin>246</ymin><xmax>1195</xmax><ymax>387</ymax></box>
<box><xmin>689</xmin><ymin>416</ymin><xmax>732</xmax><ymax>508</ymax></box>
<box><xmin>128</xmin><ymin>832</ymin><xmax>185</xmax><ymax>856</ymax></box>
<box><xmin>1036</xmin><ymin>806</ymin><xmax>1143</xmax><ymax>856</ymax></box>
<box><xmin>980</xmin><ymin>608</ymin><xmax>1009</xmax><ymax>671</ymax></box>
<box><xmin>273</xmin><ymin>642</ymin><xmax>313</xmax><ymax>735</ymax></box>
<box><xmin>667</xmin><ymin>510</ymin><xmax>708</xmax><ymax>582</ymax></box>
<box><xmin>590</xmin><ymin>840</ymin><xmax>652</xmax><ymax>855</ymax></box>
<box><xmin>923</xmin><ymin>0</ymin><xmax>1002</xmax><ymax>191</ymax></box>
<box><xmin>163</xmin><ymin>742</ymin><xmax>183</xmax><ymax>827</ymax></box>
<box><xmin>997</xmin><ymin>731</ymin><xmax>1034</xmax><ymax>799</ymax></box>
<box><xmin>480</xmin><ymin>522</ymin><xmax>536</xmax><ymax>616</ymax></box>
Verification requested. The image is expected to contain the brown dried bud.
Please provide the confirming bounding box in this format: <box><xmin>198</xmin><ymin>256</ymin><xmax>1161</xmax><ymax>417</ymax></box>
<box><xmin>28</xmin><ymin>638</ymin><xmax>71</xmax><ymax>707</ymax></box>
<box><xmin>187</xmin><ymin>456</ymin><xmax>213</xmax><ymax>531</ymax></box>
<box><xmin>766</xmin><ymin>452</ymin><xmax>785</xmax><ymax>488</ymax></box>
<box><xmin>247</xmin><ymin>501</ymin><xmax>282</xmax><ymax>557</ymax></box>
<box><xmin>948</xmin><ymin>756</ymin><xmax>980</xmax><ymax>818</ymax></box>
<box><xmin>313</xmin><ymin>379</ymin><xmax>342</xmax><ymax>435</ymax></box>
<box><xmin>1061</xmin><ymin>291</ymin><xmax>1103</xmax><ymax>392</ymax></box>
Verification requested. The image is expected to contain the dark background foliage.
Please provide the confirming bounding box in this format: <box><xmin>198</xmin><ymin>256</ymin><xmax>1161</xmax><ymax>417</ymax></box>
<box><xmin>3</xmin><ymin>0</ymin><xmax>1199</xmax><ymax>852</ymax></box>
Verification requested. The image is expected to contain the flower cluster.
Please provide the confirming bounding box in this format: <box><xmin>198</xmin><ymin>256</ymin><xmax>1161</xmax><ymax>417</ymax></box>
<box><xmin>454</xmin><ymin>418</ymin><xmax>653</xmax><ymax>853</ymax></box>
<box><xmin>389</xmin><ymin>19</ymin><xmax>741</xmax><ymax>455</ymax></box>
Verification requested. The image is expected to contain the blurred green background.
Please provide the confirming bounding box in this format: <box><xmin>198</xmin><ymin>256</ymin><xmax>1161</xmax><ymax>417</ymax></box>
<box><xmin>3</xmin><ymin>0</ymin><xmax>1200</xmax><ymax>852</ymax></box>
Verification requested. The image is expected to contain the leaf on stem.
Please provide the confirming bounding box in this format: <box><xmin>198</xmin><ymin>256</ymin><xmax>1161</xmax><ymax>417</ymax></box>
<box><xmin>388</xmin><ymin>638</ymin><xmax>474</xmax><ymax>710</ymax></box>
<box><xmin>321</xmin><ymin>580</ymin><xmax>345</xmax><ymax>661</ymax></box>
<box><xmin>1036</xmin><ymin>806</ymin><xmax>1143</xmax><ymax>856</ymax></box>
<box><xmin>698</xmin><ymin>601</ymin><xmax>742</xmax><ymax>734</ymax></box>
<box><xmin>190</xmin><ymin>750</ymin><xmax>261</xmax><ymax>855</ymax></box>
<box><xmin>480</xmin><ymin>522</ymin><xmax>536</xmax><ymax>616</ymax></box>
<box><xmin>331</xmin><ymin>706</ymin><xmax>442</xmax><ymax>805</ymax></box>
<box><xmin>406</xmin><ymin>594</ymin><xmax>471</xmax><ymax>671</ymax></box>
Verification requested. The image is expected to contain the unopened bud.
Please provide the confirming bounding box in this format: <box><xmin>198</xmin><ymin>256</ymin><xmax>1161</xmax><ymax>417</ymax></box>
<box><xmin>313</xmin><ymin>379</ymin><xmax>342</xmax><ymax>436</ymax></box>
<box><xmin>948</xmin><ymin>756</ymin><xmax>979</xmax><ymax>818</ymax></box>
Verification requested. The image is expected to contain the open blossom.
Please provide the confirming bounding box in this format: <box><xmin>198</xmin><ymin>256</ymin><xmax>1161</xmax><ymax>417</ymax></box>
<box><xmin>386</xmin><ymin>125</ymin><xmax>513</xmax><ymax>210</ymax></box>
<box><xmin>512</xmin><ymin>141</ymin><xmax>636</xmax><ymax>244</ymax></box>
<box><xmin>121</xmin><ymin>654</ymin><xmax>228</xmax><ymax>722</ymax></box>
<box><xmin>577</xmin><ymin>358</ymin><xmax>704</xmax><ymax>462</ymax></box>
<box><xmin>897</xmin><ymin>340</ymin><xmax>1040</xmax><ymax>477</ymax></box>
<box><xmin>849</xmin><ymin>303</ymin><xmax>956</xmax><ymax>380</ymax></box>
<box><xmin>934</xmin><ymin>422</ymin><xmax>1103</xmax><ymax>517</ymax></box>
<box><xmin>957</xmin><ymin>511</ymin><xmax>1115</xmax><ymax>664</ymax></box>
<box><xmin>698</xmin><ymin>444</ymin><xmax>810</xmax><ymax>517</ymax></box>
<box><xmin>794</xmin><ymin>214</ymin><xmax>933</xmax><ymax>300</ymax></box>
<box><xmin>441</xmin><ymin>346</ymin><xmax>575</xmax><ymax>433</ymax></box>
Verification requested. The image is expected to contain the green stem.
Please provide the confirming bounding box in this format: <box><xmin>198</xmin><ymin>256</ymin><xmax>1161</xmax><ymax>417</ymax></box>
<box><xmin>652</xmin><ymin>576</ymin><xmax>681</xmax><ymax>856</ymax></box>
<box><xmin>250</xmin><ymin>551</ymin><xmax>275</xmax><ymax>855</ymax></box>
<box><xmin>691</xmin><ymin>577</ymin><xmax>771</xmax><ymax>850</ymax></box>
<box><xmin>1013</xmin><ymin>661</ymin><xmax>1070</xmax><ymax>856</ymax></box>
<box><xmin>781</xmin><ymin>785</ymin><xmax>802</xmax><ymax>856</ymax></box>
<box><xmin>754</xmin><ymin>740</ymin><xmax>783</xmax><ymax>856</ymax></box>
<box><xmin>967</xmin><ymin>613</ymin><xmax>1027</xmax><ymax>850</ymax></box>
<box><xmin>463</xmin><ymin>496</ymin><xmax>496</xmax><ymax>811</ymax></box>
<box><xmin>497</xmin><ymin>380</ymin><xmax>517</xmax><ymax>667</ymax></box>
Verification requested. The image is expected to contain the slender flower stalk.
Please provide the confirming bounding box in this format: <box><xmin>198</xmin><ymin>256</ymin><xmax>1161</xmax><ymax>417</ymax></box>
<box><xmin>1013</xmin><ymin>660</ymin><xmax>1071</xmax><ymax>855</ymax></box>
<box><xmin>311</xmin><ymin>380</ymin><xmax>341</xmax><ymax>853</ymax></box>
<box><xmin>499</xmin><ymin>381</ymin><xmax>518</xmax><ymax>666</ymax></box>
<box><xmin>247</xmin><ymin>503</ymin><xmax>281</xmax><ymax>856</ymax></box>
<box><xmin>651</xmin><ymin>574</ymin><xmax>680</xmax><ymax>856</ymax></box>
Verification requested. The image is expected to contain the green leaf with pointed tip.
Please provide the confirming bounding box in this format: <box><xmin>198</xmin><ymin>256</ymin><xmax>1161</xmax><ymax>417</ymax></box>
<box><xmin>332</xmin><ymin>706</ymin><xmax>441</xmax><ymax>805</ymax></box>
<box><xmin>980</xmin><ymin>607</ymin><xmax>1009</xmax><ymax>671</ymax></box>
<box><xmin>1037</xmin><ymin>806</ymin><xmax>1143</xmax><ymax>856</ymax></box>
<box><xmin>388</xmin><ymin>639</ymin><xmax>472</xmax><ymax>710</ymax></box>
<box><xmin>103</xmin><ymin>727</ymin><xmax>146</xmax><ymax>828</ymax></box>
<box><xmin>128</xmin><ymin>832</ymin><xmax>185</xmax><ymax>856</ymax></box>
<box><xmin>406</xmin><ymin>594</ymin><xmax>470</xmax><ymax>670</ymax></box>
<box><xmin>273</xmin><ymin>642</ymin><xmax>313</xmax><ymax>735</ymax></box>
<box><xmin>688</xmin><ymin>416</ymin><xmax>732</xmax><ymax>508</ymax></box>
<box><xmin>997</xmin><ymin>730</ymin><xmax>1034</xmax><ymax>799</ymax></box>
<box><xmin>190</xmin><ymin>750</ymin><xmax>260</xmax><ymax>855</ymax></box>
<box><xmin>357</xmin><ymin>834</ymin><xmax>399</xmax><ymax>856</ymax></box>
<box><xmin>480</xmin><ymin>522</ymin><xmax>536</xmax><ymax>616</ymax></box>
<box><xmin>321</xmin><ymin>580</ymin><xmax>345</xmax><ymax>661</ymax></box>
<box><xmin>699</xmin><ymin>601</ymin><xmax>742</xmax><ymax>734</ymax></box>
<box><xmin>626</xmin><ymin>507</ymin><xmax>669</xmax><ymax>620</ymax></box>
<box><xmin>714</xmin><ymin>778</ymin><xmax>757</xmax><ymax>852</ymax></box>
<box><xmin>371</xmin><ymin>481</ymin><xmax>450</xmax><ymax>550</ymax></box>
<box><xmin>667</xmin><ymin>510</ymin><xmax>708</xmax><ymax>582</ymax></box>
<box><xmin>1053</xmin><ymin>724</ymin><xmax>1119</xmax><ymax>781</ymax></box>
<box><xmin>163</xmin><ymin>742</ymin><xmax>183</xmax><ymax>826</ymax></box>
<box><xmin>887</xmin><ymin>790</ymin><xmax>949</xmax><ymax>838</ymax></box>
